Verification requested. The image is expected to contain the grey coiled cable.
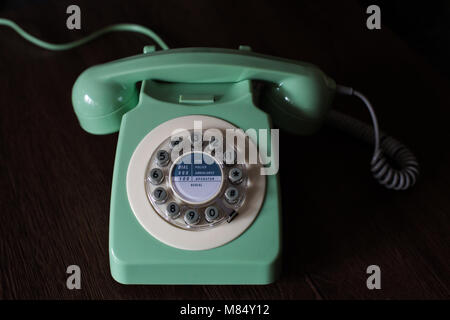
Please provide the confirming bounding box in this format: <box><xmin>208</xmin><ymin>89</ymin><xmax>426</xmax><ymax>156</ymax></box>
<box><xmin>327</xmin><ymin>85</ymin><xmax>420</xmax><ymax>190</ymax></box>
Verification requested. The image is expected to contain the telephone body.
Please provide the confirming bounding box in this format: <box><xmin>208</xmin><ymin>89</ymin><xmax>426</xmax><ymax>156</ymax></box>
<box><xmin>72</xmin><ymin>47</ymin><xmax>335</xmax><ymax>284</ymax></box>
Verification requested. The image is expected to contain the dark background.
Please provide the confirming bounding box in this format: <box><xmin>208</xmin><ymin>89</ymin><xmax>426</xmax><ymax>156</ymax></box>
<box><xmin>0</xmin><ymin>0</ymin><xmax>449</xmax><ymax>299</ymax></box>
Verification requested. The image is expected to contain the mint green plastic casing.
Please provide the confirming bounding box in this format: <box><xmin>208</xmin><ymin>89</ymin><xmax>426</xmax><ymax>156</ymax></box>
<box><xmin>72</xmin><ymin>48</ymin><xmax>336</xmax><ymax>284</ymax></box>
<box><xmin>72</xmin><ymin>48</ymin><xmax>336</xmax><ymax>135</ymax></box>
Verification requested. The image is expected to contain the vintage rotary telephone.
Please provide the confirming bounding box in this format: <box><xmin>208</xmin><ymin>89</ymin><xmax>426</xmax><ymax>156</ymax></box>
<box><xmin>1</xmin><ymin>19</ymin><xmax>419</xmax><ymax>284</ymax></box>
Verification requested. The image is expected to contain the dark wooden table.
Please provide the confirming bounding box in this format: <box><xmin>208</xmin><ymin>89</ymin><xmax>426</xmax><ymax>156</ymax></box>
<box><xmin>0</xmin><ymin>0</ymin><xmax>449</xmax><ymax>300</ymax></box>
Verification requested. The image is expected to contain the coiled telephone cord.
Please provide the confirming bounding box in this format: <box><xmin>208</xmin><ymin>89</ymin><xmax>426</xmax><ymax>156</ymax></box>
<box><xmin>329</xmin><ymin>86</ymin><xmax>420</xmax><ymax>190</ymax></box>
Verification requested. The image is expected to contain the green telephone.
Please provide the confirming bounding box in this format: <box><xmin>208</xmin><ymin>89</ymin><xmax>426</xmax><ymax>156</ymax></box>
<box><xmin>71</xmin><ymin>46</ymin><xmax>337</xmax><ymax>284</ymax></box>
<box><xmin>1</xmin><ymin>19</ymin><xmax>419</xmax><ymax>284</ymax></box>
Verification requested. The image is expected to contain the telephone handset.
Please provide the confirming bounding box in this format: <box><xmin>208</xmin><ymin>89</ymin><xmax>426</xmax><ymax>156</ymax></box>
<box><xmin>72</xmin><ymin>48</ymin><xmax>335</xmax><ymax>135</ymax></box>
<box><xmin>1</xmin><ymin>19</ymin><xmax>419</xmax><ymax>284</ymax></box>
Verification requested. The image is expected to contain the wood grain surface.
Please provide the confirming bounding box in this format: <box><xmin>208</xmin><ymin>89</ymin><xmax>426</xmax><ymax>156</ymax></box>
<box><xmin>0</xmin><ymin>0</ymin><xmax>449</xmax><ymax>300</ymax></box>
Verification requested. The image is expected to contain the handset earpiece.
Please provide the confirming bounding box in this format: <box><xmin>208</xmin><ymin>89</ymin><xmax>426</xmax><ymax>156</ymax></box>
<box><xmin>260</xmin><ymin>74</ymin><xmax>336</xmax><ymax>135</ymax></box>
<box><xmin>72</xmin><ymin>48</ymin><xmax>336</xmax><ymax>135</ymax></box>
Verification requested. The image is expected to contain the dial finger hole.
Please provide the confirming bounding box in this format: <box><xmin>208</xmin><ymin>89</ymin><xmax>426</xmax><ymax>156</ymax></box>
<box><xmin>228</xmin><ymin>167</ymin><xmax>243</xmax><ymax>184</ymax></box>
<box><xmin>166</xmin><ymin>202</ymin><xmax>180</xmax><ymax>219</ymax></box>
<box><xmin>184</xmin><ymin>209</ymin><xmax>200</xmax><ymax>225</ymax></box>
<box><xmin>205</xmin><ymin>206</ymin><xmax>220</xmax><ymax>222</ymax></box>
<box><xmin>149</xmin><ymin>168</ymin><xmax>164</xmax><ymax>185</ymax></box>
<box><xmin>152</xmin><ymin>187</ymin><xmax>168</xmax><ymax>204</ymax></box>
<box><xmin>156</xmin><ymin>150</ymin><xmax>170</xmax><ymax>167</ymax></box>
<box><xmin>224</xmin><ymin>186</ymin><xmax>239</xmax><ymax>204</ymax></box>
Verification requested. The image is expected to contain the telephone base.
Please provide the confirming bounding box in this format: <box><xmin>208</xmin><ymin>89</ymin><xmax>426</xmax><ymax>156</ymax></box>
<box><xmin>110</xmin><ymin>248</ymin><xmax>281</xmax><ymax>285</ymax></box>
<box><xmin>109</xmin><ymin>80</ymin><xmax>281</xmax><ymax>285</ymax></box>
